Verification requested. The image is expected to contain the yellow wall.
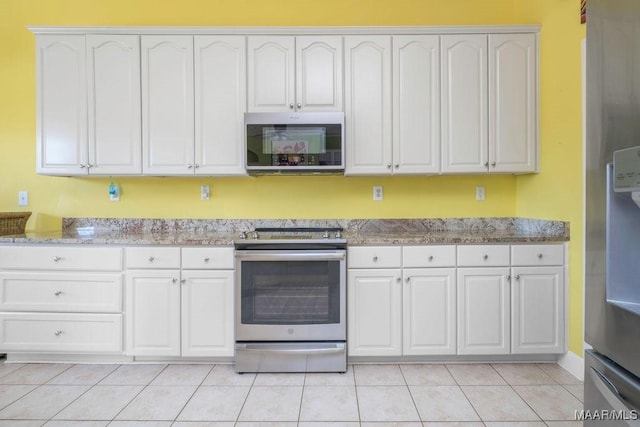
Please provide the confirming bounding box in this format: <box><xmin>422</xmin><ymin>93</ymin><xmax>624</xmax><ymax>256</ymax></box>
<box><xmin>0</xmin><ymin>0</ymin><xmax>585</xmax><ymax>355</ymax></box>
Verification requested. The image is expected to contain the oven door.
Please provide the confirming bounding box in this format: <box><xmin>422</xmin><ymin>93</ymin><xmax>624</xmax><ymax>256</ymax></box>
<box><xmin>235</xmin><ymin>249</ymin><xmax>346</xmax><ymax>342</ymax></box>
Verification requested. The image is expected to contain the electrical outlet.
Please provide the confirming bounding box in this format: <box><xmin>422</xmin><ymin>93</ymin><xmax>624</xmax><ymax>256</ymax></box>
<box><xmin>18</xmin><ymin>191</ymin><xmax>28</xmax><ymax>206</ymax></box>
<box><xmin>476</xmin><ymin>186</ymin><xmax>485</xmax><ymax>201</ymax></box>
<box><xmin>201</xmin><ymin>185</ymin><xmax>210</xmax><ymax>200</ymax></box>
<box><xmin>373</xmin><ymin>186</ymin><xmax>383</xmax><ymax>201</ymax></box>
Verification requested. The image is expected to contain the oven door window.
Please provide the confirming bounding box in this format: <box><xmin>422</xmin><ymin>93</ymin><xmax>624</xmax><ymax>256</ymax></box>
<box><xmin>240</xmin><ymin>260</ymin><xmax>341</xmax><ymax>325</ymax></box>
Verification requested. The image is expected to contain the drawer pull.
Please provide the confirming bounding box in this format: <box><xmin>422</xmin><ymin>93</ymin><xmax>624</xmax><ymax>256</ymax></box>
<box><xmin>204</xmin><ymin>257</ymin><xmax>210</xmax><ymax>263</ymax></box>
<box><xmin>172</xmin><ymin>278</ymin><xmax>178</xmax><ymax>284</ymax></box>
<box><xmin>54</xmin><ymin>290</ymin><xmax>63</xmax><ymax>296</ymax></box>
<box><xmin>405</xmin><ymin>277</ymin><xmax>410</xmax><ymax>283</ymax></box>
<box><xmin>483</xmin><ymin>254</ymin><xmax>489</xmax><ymax>260</ymax></box>
<box><xmin>428</xmin><ymin>255</ymin><xmax>434</xmax><ymax>261</ymax></box>
<box><xmin>373</xmin><ymin>256</ymin><xmax>378</xmax><ymax>262</ymax></box>
<box><xmin>53</xmin><ymin>256</ymin><xmax>62</xmax><ymax>262</ymax></box>
<box><xmin>54</xmin><ymin>330</ymin><xmax>63</xmax><ymax>336</ymax></box>
<box><xmin>396</xmin><ymin>277</ymin><xmax>401</xmax><ymax>283</ymax></box>
<box><xmin>537</xmin><ymin>253</ymin><xmax>543</xmax><ymax>259</ymax></box>
<box><xmin>515</xmin><ymin>274</ymin><xmax>521</xmax><ymax>280</ymax></box>
<box><xmin>180</xmin><ymin>279</ymin><xmax>187</xmax><ymax>285</ymax></box>
<box><xmin>148</xmin><ymin>256</ymin><xmax>155</xmax><ymax>262</ymax></box>
<box><xmin>506</xmin><ymin>275</ymin><xmax>511</xmax><ymax>281</ymax></box>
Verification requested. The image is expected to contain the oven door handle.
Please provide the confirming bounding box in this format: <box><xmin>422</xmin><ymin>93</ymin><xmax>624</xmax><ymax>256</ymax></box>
<box><xmin>236</xmin><ymin>343</ymin><xmax>345</xmax><ymax>355</ymax></box>
<box><xmin>235</xmin><ymin>251</ymin><xmax>346</xmax><ymax>261</ymax></box>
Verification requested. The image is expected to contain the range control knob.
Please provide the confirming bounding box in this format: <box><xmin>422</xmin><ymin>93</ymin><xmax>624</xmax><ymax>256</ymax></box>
<box><xmin>335</xmin><ymin>230</ymin><xmax>342</xmax><ymax>239</ymax></box>
<box><xmin>252</xmin><ymin>231</ymin><xmax>259</xmax><ymax>240</ymax></box>
<box><xmin>322</xmin><ymin>231</ymin><xmax>329</xmax><ymax>239</ymax></box>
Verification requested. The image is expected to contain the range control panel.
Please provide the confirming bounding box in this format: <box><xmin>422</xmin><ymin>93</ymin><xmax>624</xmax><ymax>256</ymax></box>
<box><xmin>614</xmin><ymin>146</ymin><xmax>640</xmax><ymax>192</ymax></box>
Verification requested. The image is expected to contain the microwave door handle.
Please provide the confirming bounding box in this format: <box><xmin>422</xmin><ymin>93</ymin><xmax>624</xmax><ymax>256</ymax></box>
<box><xmin>235</xmin><ymin>252</ymin><xmax>346</xmax><ymax>261</ymax></box>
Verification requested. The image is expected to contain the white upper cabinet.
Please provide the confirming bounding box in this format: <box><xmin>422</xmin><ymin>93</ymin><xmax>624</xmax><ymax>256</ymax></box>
<box><xmin>442</xmin><ymin>33</ymin><xmax>538</xmax><ymax>174</ymax></box>
<box><xmin>441</xmin><ymin>34</ymin><xmax>488</xmax><ymax>174</ymax></box>
<box><xmin>344</xmin><ymin>36</ymin><xmax>393</xmax><ymax>175</ymax></box>
<box><xmin>489</xmin><ymin>33</ymin><xmax>537</xmax><ymax>173</ymax></box>
<box><xmin>141</xmin><ymin>35</ymin><xmax>195</xmax><ymax>175</ymax></box>
<box><xmin>36</xmin><ymin>35</ymin><xmax>87</xmax><ymax>175</ymax></box>
<box><xmin>393</xmin><ymin>35</ymin><xmax>441</xmax><ymax>174</ymax></box>
<box><xmin>194</xmin><ymin>36</ymin><xmax>246</xmax><ymax>175</ymax></box>
<box><xmin>87</xmin><ymin>35</ymin><xmax>142</xmax><ymax>175</ymax></box>
<box><xmin>248</xmin><ymin>36</ymin><xmax>343</xmax><ymax>112</ymax></box>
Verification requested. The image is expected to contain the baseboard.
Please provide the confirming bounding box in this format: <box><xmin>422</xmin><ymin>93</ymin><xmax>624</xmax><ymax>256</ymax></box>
<box><xmin>558</xmin><ymin>350</ymin><xmax>584</xmax><ymax>381</ymax></box>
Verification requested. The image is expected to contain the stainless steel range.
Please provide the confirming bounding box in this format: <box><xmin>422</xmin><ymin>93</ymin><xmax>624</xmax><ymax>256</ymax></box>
<box><xmin>234</xmin><ymin>227</ymin><xmax>347</xmax><ymax>373</ymax></box>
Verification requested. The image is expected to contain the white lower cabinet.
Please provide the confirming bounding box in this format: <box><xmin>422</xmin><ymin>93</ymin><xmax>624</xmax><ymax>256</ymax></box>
<box><xmin>347</xmin><ymin>269</ymin><xmax>402</xmax><ymax>356</ymax></box>
<box><xmin>125</xmin><ymin>247</ymin><xmax>234</xmax><ymax>357</ymax></box>
<box><xmin>457</xmin><ymin>267</ymin><xmax>511</xmax><ymax>355</ymax></box>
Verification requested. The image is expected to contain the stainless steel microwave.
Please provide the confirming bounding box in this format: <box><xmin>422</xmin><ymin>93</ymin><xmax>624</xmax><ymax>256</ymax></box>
<box><xmin>245</xmin><ymin>112</ymin><xmax>345</xmax><ymax>174</ymax></box>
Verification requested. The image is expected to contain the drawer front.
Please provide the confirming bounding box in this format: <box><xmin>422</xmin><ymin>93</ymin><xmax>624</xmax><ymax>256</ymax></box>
<box><xmin>181</xmin><ymin>247</ymin><xmax>234</xmax><ymax>269</ymax></box>
<box><xmin>348</xmin><ymin>246</ymin><xmax>401</xmax><ymax>269</ymax></box>
<box><xmin>457</xmin><ymin>245</ymin><xmax>510</xmax><ymax>267</ymax></box>
<box><xmin>0</xmin><ymin>313</ymin><xmax>123</xmax><ymax>353</ymax></box>
<box><xmin>126</xmin><ymin>247</ymin><xmax>181</xmax><ymax>269</ymax></box>
<box><xmin>0</xmin><ymin>272</ymin><xmax>122</xmax><ymax>313</ymax></box>
<box><xmin>402</xmin><ymin>245</ymin><xmax>456</xmax><ymax>268</ymax></box>
<box><xmin>0</xmin><ymin>246</ymin><xmax>122</xmax><ymax>271</ymax></box>
<box><xmin>511</xmin><ymin>244</ymin><xmax>564</xmax><ymax>266</ymax></box>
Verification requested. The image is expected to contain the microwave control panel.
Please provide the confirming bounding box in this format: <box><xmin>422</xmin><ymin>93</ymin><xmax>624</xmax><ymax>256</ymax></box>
<box><xmin>613</xmin><ymin>146</ymin><xmax>640</xmax><ymax>192</ymax></box>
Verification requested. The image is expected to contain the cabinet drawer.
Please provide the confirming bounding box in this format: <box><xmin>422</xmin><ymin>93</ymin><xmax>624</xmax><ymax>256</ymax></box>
<box><xmin>402</xmin><ymin>246</ymin><xmax>456</xmax><ymax>268</ymax></box>
<box><xmin>457</xmin><ymin>245</ymin><xmax>510</xmax><ymax>267</ymax></box>
<box><xmin>0</xmin><ymin>246</ymin><xmax>122</xmax><ymax>271</ymax></box>
<box><xmin>181</xmin><ymin>247</ymin><xmax>234</xmax><ymax>269</ymax></box>
<box><xmin>126</xmin><ymin>247</ymin><xmax>180</xmax><ymax>269</ymax></box>
<box><xmin>0</xmin><ymin>313</ymin><xmax>122</xmax><ymax>353</ymax></box>
<box><xmin>348</xmin><ymin>246</ymin><xmax>401</xmax><ymax>269</ymax></box>
<box><xmin>511</xmin><ymin>244</ymin><xmax>564</xmax><ymax>266</ymax></box>
<box><xmin>0</xmin><ymin>272</ymin><xmax>122</xmax><ymax>313</ymax></box>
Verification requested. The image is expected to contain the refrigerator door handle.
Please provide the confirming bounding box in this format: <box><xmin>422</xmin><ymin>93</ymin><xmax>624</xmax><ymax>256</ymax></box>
<box><xmin>590</xmin><ymin>366</ymin><xmax>640</xmax><ymax>422</ymax></box>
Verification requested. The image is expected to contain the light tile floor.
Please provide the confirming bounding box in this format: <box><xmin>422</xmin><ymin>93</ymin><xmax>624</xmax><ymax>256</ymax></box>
<box><xmin>0</xmin><ymin>360</ymin><xmax>584</xmax><ymax>426</ymax></box>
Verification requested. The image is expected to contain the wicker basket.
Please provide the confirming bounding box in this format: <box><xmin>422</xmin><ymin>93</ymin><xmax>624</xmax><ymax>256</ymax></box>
<box><xmin>0</xmin><ymin>212</ymin><xmax>32</xmax><ymax>236</ymax></box>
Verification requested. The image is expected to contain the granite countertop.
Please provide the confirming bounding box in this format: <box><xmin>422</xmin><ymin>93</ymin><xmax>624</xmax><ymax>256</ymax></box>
<box><xmin>0</xmin><ymin>217</ymin><xmax>569</xmax><ymax>246</ymax></box>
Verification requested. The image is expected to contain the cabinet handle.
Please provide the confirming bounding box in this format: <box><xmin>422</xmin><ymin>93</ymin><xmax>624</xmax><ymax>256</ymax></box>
<box><xmin>148</xmin><ymin>256</ymin><xmax>155</xmax><ymax>262</ymax></box>
<box><xmin>405</xmin><ymin>277</ymin><xmax>410</xmax><ymax>283</ymax></box>
<box><xmin>195</xmin><ymin>164</ymin><xmax>200</xmax><ymax>169</ymax></box>
<box><xmin>297</xmin><ymin>103</ymin><xmax>302</xmax><ymax>109</ymax></box>
<box><xmin>289</xmin><ymin>103</ymin><xmax>294</xmax><ymax>109</ymax></box>
<box><xmin>396</xmin><ymin>277</ymin><xmax>401</xmax><ymax>283</ymax></box>
<box><xmin>80</xmin><ymin>164</ymin><xmax>86</xmax><ymax>169</ymax></box>
<box><xmin>506</xmin><ymin>275</ymin><xmax>511</xmax><ymax>281</ymax></box>
<box><xmin>187</xmin><ymin>164</ymin><xmax>194</xmax><ymax>169</ymax></box>
<box><xmin>54</xmin><ymin>330</ymin><xmax>63</xmax><ymax>336</ymax></box>
<box><xmin>537</xmin><ymin>253</ymin><xmax>543</xmax><ymax>259</ymax></box>
<box><xmin>483</xmin><ymin>254</ymin><xmax>488</xmax><ymax>260</ymax></box>
<box><xmin>386</xmin><ymin>163</ymin><xmax>392</xmax><ymax>169</ymax></box>
<box><xmin>394</xmin><ymin>164</ymin><xmax>399</xmax><ymax>169</ymax></box>
<box><xmin>180</xmin><ymin>279</ymin><xmax>187</xmax><ymax>285</ymax></box>
<box><xmin>54</xmin><ymin>290</ymin><xmax>62</xmax><ymax>296</ymax></box>
<box><xmin>87</xmin><ymin>164</ymin><xmax>93</xmax><ymax>169</ymax></box>
<box><xmin>204</xmin><ymin>257</ymin><xmax>210</xmax><ymax>263</ymax></box>
<box><xmin>53</xmin><ymin>256</ymin><xmax>62</xmax><ymax>262</ymax></box>
<box><xmin>484</xmin><ymin>162</ymin><xmax>489</xmax><ymax>167</ymax></box>
<box><xmin>515</xmin><ymin>274</ymin><xmax>521</xmax><ymax>280</ymax></box>
<box><xmin>491</xmin><ymin>161</ymin><xmax>496</xmax><ymax>167</ymax></box>
<box><xmin>172</xmin><ymin>278</ymin><xmax>178</xmax><ymax>284</ymax></box>
<box><xmin>428</xmin><ymin>255</ymin><xmax>434</xmax><ymax>262</ymax></box>
<box><xmin>372</xmin><ymin>256</ymin><xmax>378</xmax><ymax>262</ymax></box>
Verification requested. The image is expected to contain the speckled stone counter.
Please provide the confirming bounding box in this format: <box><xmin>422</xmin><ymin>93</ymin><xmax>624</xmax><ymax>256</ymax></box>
<box><xmin>0</xmin><ymin>217</ymin><xmax>569</xmax><ymax>245</ymax></box>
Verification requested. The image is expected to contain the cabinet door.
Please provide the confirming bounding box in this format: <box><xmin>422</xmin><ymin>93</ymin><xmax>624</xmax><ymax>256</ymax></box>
<box><xmin>457</xmin><ymin>267</ymin><xmax>510</xmax><ymax>355</ymax></box>
<box><xmin>125</xmin><ymin>270</ymin><xmax>181</xmax><ymax>356</ymax></box>
<box><xmin>36</xmin><ymin>35</ymin><xmax>87</xmax><ymax>175</ymax></box>
<box><xmin>141</xmin><ymin>36</ymin><xmax>194</xmax><ymax>175</ymax></box>
<box><xmin>344</xmin><ymin>36</ymin><xmax>392</xmax><ymax>175</ymax></box>
<box><xmin>347</xmin><ymin>269</ymin><xmax>401</xmax><ymax>356</ymax></box>
<box><xmin>511</xmin><ymin>266</ymin><xmax>564</xmax><ymax>354</ymax></box>
<box><xmin>247</xmin><ymin>36</ymin><xmax>295</xmax><ymax>112</ymax></box>
<box><xmin>87</xmin><ymin>35</ymin><xmax>142</xmax><ymax>175</ymax></box>
<box><xmin>194</xmin><ymin>36</ymin><xmax>246</xmax><ymax>175</ymax></box>
<box><xmin>393</xmin><ymin>35</ymin><xmax>440</xmax><ymax>174</ymax></box>
<box><xmin>181</xmin><ymin>270</ymin><xmax>234</xmax><ymax>357</ymax></box>
<box><xmin>441</xmin><ymin>35</ymin><xmax>488</xmax><ymax>174</ymax></box>
<box><xmin>403</xmin><ymin>268</ymin><xmax>456</xmax><ymax>355</ymax></box>
<box><xmin>489</xmin><ymin>34</ymin><xmax>537</xmax><ymax>173</ymax></box>
<box><xmin>296</xmin><ymin>36</ymin><xmax>343</xmax><ymax>111</ymax></box>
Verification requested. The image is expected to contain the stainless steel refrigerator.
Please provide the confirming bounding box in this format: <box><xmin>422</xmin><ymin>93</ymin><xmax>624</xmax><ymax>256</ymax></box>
<box><xmin>585</xmin><ymin>0</ymin><xmax>640</xmax><ymax>424</ymax></box>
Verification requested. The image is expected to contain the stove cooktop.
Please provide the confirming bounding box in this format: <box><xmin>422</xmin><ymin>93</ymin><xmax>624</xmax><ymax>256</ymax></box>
<box><xmin>234</xmin><ymin>227</ymin><xmax>346</xmax><ymax>250</ymax></box>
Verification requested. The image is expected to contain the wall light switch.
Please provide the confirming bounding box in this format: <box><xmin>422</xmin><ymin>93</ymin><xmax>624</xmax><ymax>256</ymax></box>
<box><xmin>18</xmin><ymin>191</ymin><xmax>28</xmax><ymax>206</ymax></box>
<box><xmin>201</xmin><ymin>185</ymin><xmax>210</xmax><ymax>200</ymax></box>
<box><xmin>476</xmin><ymin>186</ymin><xmax>485</xmax><ymax>201</ymax></box>
<box><xmin>373</xmin><ymin>186</ymin><xmax>383</xmax><ymax>201</ymax></box>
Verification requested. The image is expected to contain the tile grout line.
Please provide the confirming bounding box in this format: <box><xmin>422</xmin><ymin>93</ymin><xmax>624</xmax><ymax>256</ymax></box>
<box><xmin>491</xmin><ymin>363</ymin><xmax>549</xmax><ymax>424</ymax></box>
<box><xmin>170</xmin><ymin>363</ymin><xmax>215</xmax><ymax>424</ymax></box>
<box><xmin>443</xmin><ymin>363</ymin><xmax>484</xmax><ymax>424</ymax></box>
<box><xmin>234</xmin><ymin>364</ymin><xmax>258</xmax><ymax>425</ymax></box>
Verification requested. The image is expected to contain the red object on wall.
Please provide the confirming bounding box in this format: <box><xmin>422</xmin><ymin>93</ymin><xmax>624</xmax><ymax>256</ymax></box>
<box><xmin>581</xmin><ymin>0</ymin><xmax>586</xmax><ymax>23</ymax></box>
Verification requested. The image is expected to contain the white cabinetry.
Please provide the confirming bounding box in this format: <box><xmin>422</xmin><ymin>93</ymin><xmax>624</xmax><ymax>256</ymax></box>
<box><xmin>402</xmin><ymin>246</ymin><xmax>456</xmax><ymax>355</ymax></box>
<box><xmin>247</xmin><ymin>36</ymin><xmax>343</xmax><ymax>112</ymax></box>
<box><xmin>0</xmin><ymin>246</ymin><xmax>123</xmax><ymax>353</ymax></box>
<box><xmin>347</xmin><ymin>246</ymin><xmax>402</xmax><ymax>356</ymax></box>
<box><xmin>36</xmin><ymin>35</ymin><xmax>87</xmax><ymax>175</ymax></box>
<box><xmin>510</xmin><ymin>244</ymin><xmax>565</xmax><ymax>354</ymax></box>
<box><xmin>456</xmin><ymin>245</ymin><xmax>511</xmax><ymax>355</ymax></box>
<box><xmin>441</xmin><ymin>33</ymin><xmax>537</xmax><ymax>173</ymax></box>
<box><xmin>392</xmin><ymin>35</ymin><xmax>441</xmax><ymax>174</ymax></box>
<box><xmin>344</xmin><ymin>36</ymin><xmax>392</xmax><ymax>175</ymax></box>
<box><xmin>125</xmin><ymin>246</ymin><xmax>234</xmax><ymax>357</ymax></box>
